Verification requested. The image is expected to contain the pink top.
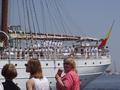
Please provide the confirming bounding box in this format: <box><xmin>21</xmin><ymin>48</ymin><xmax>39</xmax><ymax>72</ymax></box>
<box><xmin>56</xmin><ymin>70</ymin><xmax>80</xmax><ymax>90</ymax></box>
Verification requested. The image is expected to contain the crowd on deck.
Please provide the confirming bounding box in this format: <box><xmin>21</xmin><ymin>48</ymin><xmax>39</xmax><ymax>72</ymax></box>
<box><xmin>0</xmin><ymin>41</ymin><xmax>109</xmax><ymax>60</ymax></box>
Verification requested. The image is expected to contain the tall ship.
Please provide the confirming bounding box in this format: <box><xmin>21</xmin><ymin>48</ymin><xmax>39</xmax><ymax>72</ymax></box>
<box><xmin>0</xmin><ymin>0</ymin><xmax>111</xmax><ymax>90</ymax></box>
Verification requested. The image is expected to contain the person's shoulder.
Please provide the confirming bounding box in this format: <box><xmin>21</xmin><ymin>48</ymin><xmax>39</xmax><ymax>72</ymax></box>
<box><xmin>68</xmin><ymin>70</ymin><xmax>78</xmax><ymax>77</ymax></box>
<box><xmin>68</xmin><ymin>70</ymin><xmax>76</xmax><ymax>74</ymax></box>
<box><xmin>14</xmin><ymin>85</ymin><xmax>21</xmax><ymax>90</ymax></box>
<box><xmin>42</xmin><ymin>77</ymin><xmax>49</xmax><ymax>82</ymax></box>
<box><xmin>41</xmin><ymin>77</ymin><xmax>50</xmax><ymax>87</ymax></box>
<box><xmin>26</xmin><ymin>79</ymin><xmax>34</xmax><ymax>85</ymax></box>
<box><xmin>12</xmin><ymin>82</ymin><xmax>21</xmax><ymax>90</ymax></box>
<box><xmin>27</xmin><ymin>78</ymin><xmax>34</xmax><ymax>82</ymax></box>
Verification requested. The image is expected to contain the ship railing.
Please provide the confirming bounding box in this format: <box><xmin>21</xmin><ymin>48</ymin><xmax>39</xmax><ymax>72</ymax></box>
<box><xmin>0</xmin><ymin>48</ymin><xmax>110</xmax><ymax>60</ymax></box>
<box><xmin>9</xmin><ymin>31</ymin><xmax>80</xmax><ymax>41</ymax></box>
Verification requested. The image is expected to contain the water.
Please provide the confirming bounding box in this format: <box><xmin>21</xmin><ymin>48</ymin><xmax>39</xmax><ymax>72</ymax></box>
<box><xmin>83</xmin><ymin>74</ymin><xmax>120</xmax><ymax>90</ymax></box>
<box><xmin>49</xmin><ymin>74</ymin><xmax>120</xmax><ymax>90</ymax></box>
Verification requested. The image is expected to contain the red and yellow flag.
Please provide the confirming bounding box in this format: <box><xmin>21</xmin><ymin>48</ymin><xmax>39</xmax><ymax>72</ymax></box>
<box><xmin>98</xmin><ymin>21</ymin><xmax>114</xmax><ymax>49</ymax></box>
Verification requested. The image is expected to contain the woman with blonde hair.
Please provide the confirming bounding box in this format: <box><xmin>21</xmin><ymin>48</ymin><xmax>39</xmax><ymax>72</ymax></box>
<box><xmin>1</xmin><ymin>64</ymin><xmax>20</xmax><ymax>90</ymax></box>
<box><xmin>25</xmin><ymin>58</ymin><xmax>49</xmax><ymax>90</ymax></box>
<box><xmin>55</xmin><ymin>56</ymin><xmax>80</xmax><ymax>90</ymax></box>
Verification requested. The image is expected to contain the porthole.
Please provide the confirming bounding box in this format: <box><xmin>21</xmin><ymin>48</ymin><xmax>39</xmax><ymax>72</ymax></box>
<box><xmin>58</xmin><ymin>63</ymin><xmax>60</xmax><ymax>66</ymax></box>
<box><xmin>85</xmin><ymin>62</ymin><xmax>87</xmax><ymax>65</ymax></box>
<box><xmin>25</xmin><ymin>64</ymin><xmax>27</xmax><ymax>67</ymax></box>
<box><xmin>15</xmin><ymin>64</ymin><xmax>17</xmax><ymax>66</ymax></box>
<box><xmin>46</xmin><ymin>63</ymin><xmax>48</xmax><ymax>66</ymax></box>
<box><xmin>93</xmin><ymin>62</ymin><xmax>94</xmax><ymax>64</ymax></box>
<box><xmin>100</xmin><ymin>62</ymin><xmax>101</xmax><ymax>64</ymax></box>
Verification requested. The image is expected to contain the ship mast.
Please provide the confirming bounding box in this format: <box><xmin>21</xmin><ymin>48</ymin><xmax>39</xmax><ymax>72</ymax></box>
<box><xmin>0</xmin><ymin>0</ymin><xmax>9</xmax><ymax>48</ymax></box>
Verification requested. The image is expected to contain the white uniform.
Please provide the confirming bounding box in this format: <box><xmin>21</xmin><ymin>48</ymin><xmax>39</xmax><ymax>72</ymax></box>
<box><xmin>32</xmin><ymin>77</ymin><xmax>49</xmax><ymax>90</ymax></box>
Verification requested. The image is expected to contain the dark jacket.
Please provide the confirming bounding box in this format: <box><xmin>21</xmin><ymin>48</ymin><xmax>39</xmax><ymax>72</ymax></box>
<box><xmin>2</xmin><ymin>80</ymin><xmax>20</xmax><ymax>90</ymax></box>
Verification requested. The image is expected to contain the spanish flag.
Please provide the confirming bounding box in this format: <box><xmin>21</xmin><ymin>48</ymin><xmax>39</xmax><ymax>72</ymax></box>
<box><xmin>98</xmin><ymin>21</ymin><xmax>114</xmax><ymax>49</ymax></box>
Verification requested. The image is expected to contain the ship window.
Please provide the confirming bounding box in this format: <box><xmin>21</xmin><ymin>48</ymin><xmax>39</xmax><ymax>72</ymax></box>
<box><xmin>100</xmin><ymin>62</ymin><xmax>101</xmax><ymax>64</ymax></box>
<box><xmin>93</xmin><ymin>62</ymin><xmax>94</xmax><ymax>64</ymax></box>
<box><xmin>46</xmin><ymin>63</ymin><xmax>48</xmax><ymax>66</ymax></box>
<box><xmin>58</xmin><ymin>63</ymin><xmax>60</xmax><ymax>66</ymax></box>
<box><xmin>85</xmin><ymin>62</ymin><xmax>87</xmax><ymax>65</ymax></box>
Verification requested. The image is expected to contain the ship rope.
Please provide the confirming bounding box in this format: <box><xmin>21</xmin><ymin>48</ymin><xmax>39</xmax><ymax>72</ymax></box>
<box><xmin>25</xmin><ymin>0</ymin><xmax>33</xmax><ymax>47</ymax></box>
<box><xmin>28</xmin><ymin>0</ymin><xmax>37</xmax><ymax>46</ymax></box>
<box><xmin>54</xmin><ymin>0</ymin><xmax>70</xmax><ymax>35</ymax></box>
<box><xmin>7</xmin><ymin>0</ymin><xmax>82</xmax><ymax>60</ymax></box>
<box><xmin>31</xmin><ymin>0</ymin><xmax>39</xmax><ymax>45</ymax></box>
<box><xmin>16</xmin><ymin>0</ymin><xmax>22</xmax><ymax>48</ymax></box>
<box><xmin>22</xmin><ymin>0</ymin><xmax>28</xmax><ymax>48</ymax></box>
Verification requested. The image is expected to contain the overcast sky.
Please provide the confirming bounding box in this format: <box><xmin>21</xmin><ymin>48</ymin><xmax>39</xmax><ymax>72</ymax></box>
<box><xmin>65</xmin><ymin>0</ymin><xmax>120</xmax><ymax>72</ymax></box>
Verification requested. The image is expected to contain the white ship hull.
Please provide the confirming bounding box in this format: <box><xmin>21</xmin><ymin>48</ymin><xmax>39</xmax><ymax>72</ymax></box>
<box><xmin>0</xmin><ymin>57</ymin><xmax>111</xmax><ymax>90</ymax></box>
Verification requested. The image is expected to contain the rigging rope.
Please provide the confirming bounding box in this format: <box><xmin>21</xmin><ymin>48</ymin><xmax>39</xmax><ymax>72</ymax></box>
<box><xmin>54</xmin><ymin>0</ymin><xmax>68</xmax><ymax>35</ymax></box>
<box><xmin>22</xmin><ymin>0</ymin><xmax>28</xmax><ymax>48</ymax></box>
<box><xmin>17</xmin><ymin>0</ymin><xmax>22</xmax><ymax>27</ymax></box>
<box><xmin>17</xmin><ymin>0</ymin><xmax>22</xmax><ymax>48</ymax></box>
<box><xmin>25</xmin><ymin>0</ymin><xmax>33</xmax><ymax>46</ymax></box>
<box><xmin>39</xmin><ymin>0</ymin><xmax>46</xmax><ymax>33</ymax></box>
<box><xmin>28</xmin><ymin>0</ymin><xmax>36</xmax><ymax>34</ymax></box>
<box><xmin>31</xmin><ymin>0</ymin><xmax>40</xmax><ymax>34</ymax></box>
